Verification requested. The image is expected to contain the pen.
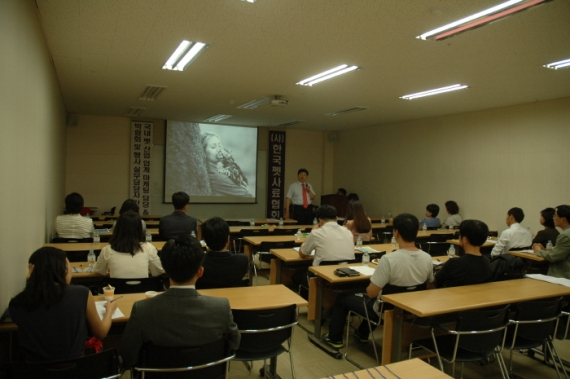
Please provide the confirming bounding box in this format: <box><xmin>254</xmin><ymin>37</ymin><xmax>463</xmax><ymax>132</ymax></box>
<box><xmin>110</xmin><ymin>296</ymin><xmax>123</xmax><ymax>303</ymax></box>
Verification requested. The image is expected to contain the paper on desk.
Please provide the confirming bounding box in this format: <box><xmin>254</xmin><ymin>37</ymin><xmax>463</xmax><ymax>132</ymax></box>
<box><xmin>95</xmin><ymin>301</ymin><xmax>125</xmax><ymax>320</ymax></box>
<box><xmin>486</xmin><ymin>239</ymin><xmax>497</xmax><ymax>244</ymax></box>
<box><xmin>526</xmin><ymin>274</ymin><xmax>570</xmax><ymax>288</ymax></box>
<box><xmin>356</xmin><ymin>246</ymin><xmax>379</xmax><ymax>253</ymax></box>
<box><xmin>293</xmin><ymin>247</ymin><xmax>315</xmax><ymax>255</ymax></box>
<box><xmin>349</xmin><ymin>266</ymin><xmax>375</xmax><ymax>276</ymax></box>
<box><xmin>517</xmin><ymin>249</ymin><xmax>535</xmax><ymax>254</ymax></box>
<box><xmin>432</xmin><ymin>260</ymin><xmax>444</xmax><ymax>266</ymax></box>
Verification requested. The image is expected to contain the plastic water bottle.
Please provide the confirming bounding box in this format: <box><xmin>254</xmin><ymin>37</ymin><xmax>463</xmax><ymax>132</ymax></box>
<box><xmin>422</xmin><ymin>223</ymin><xmax>427</xmax><ymax>231</ymax></box>
<box><xmin>448</xmin><ymin>245</ymin><xmax>456</xmax><ymax>258</ymax></box>
<box><xmin>191</xmin><ymin>231</ymin><xmax>196</xmax><ymax>238</ymax></box>
<box><xmin>93</xmin><ymin>230</ymin><xmax>100</xmax><ymax>244</ymax></box>
<box><xmin>547</xmin><ymin>240</ymin><xmax>553</xmax><ymax>250</ymax></box>
<box><xmin>295</xmin><ymin>228</ymin><xmax>302</xmax><ymax>241</ymax></box>
<box><xmin>87</xmin><ymin>249</ymin><xmax>96</xmax><ymax>268</ymax></box>
<box><xmin>250</xmin><ymin>218</ymin><xmax>255</xmax><ymax>227</ymax></box>
<box><xmin>356</xmin><ymin>235</ymin><xmax>363</xmax><ymax>249</ymax></box>
<box><xmin>388</xmin><ymin>211</ymin><xmax>393</xmax><ymax>224</ymax></box>
<box><xmin>362</xmin><ymin>250</ymin><xmax>370</xmax><ymax>266</ymax></box>
<box><xmin>313</xmin><ymin>217</ymin><xmax>317</xmax><ymax>225</ymax></box>
<box><xmin>391</xmin><ymin>236</ymin><xmax>397</xmax><ymax>246</ymax></box>
<box><xmin>146</xmin><ymin>230</ymin><xmax>152</xmax><ymax>242</ymax></box>
<box><xmin>381</xmin><ymin>215</ymin><xmax>386</xmax><ymax>224</ymax></box>
<box><xmin>279</xmin><ymin>217</ymin><xmax>284</xmax><ymax>227</ymax></box>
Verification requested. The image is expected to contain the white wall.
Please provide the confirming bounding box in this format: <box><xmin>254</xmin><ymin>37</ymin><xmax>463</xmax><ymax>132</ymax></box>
<box><xmin>0</xmin><ymin>0</ymin><xmax>67</xmax><ymax>308</ymax></box>
<box><xmin>65</xmin><ymin>119</ymin><xmax>329</xmax><ymax>221</ymax></box>
<box><xmin>333</xmin><ymin>97</ymin><xmax>570</xmax><ymax>233</ymax></box>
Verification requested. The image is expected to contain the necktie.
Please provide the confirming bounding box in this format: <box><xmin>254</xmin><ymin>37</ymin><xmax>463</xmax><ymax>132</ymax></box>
<box><xmin>302</xmin><ymin>184</ymin><xmax>308</xmax><ymax>209</ymax></box>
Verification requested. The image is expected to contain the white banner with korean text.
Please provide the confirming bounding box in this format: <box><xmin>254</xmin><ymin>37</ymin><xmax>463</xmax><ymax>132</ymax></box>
<box><xmin>130</xmin><ymin>122</ymin><xmax>152</xmax><ymax>215</ymax></box>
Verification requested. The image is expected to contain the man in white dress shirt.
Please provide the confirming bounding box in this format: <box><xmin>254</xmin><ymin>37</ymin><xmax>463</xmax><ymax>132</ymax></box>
<box><xmin>491</xmin><ymin>207</ymin><xmax>533</xmax><ymax>257</ymax></box>
<box><xmin>284</xmin><ymin>168</ymin><xmax>315</xmax><ymax>225</ymax></box>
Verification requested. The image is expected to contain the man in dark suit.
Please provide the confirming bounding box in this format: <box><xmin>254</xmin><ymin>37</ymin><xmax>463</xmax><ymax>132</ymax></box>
<box><xmin>196</xmin><ymin>217</ymin><xmax>249</xmax><ymax>289</ymax></box>
<box><xmin>120</xmin><ymin>235</ymin><xmax>240</xmax><ymax>368</ymax></box>
<box><xmin>159</xmin><ymin>191</ymin><xmax>198</xmax><ymax>240</ymax></box>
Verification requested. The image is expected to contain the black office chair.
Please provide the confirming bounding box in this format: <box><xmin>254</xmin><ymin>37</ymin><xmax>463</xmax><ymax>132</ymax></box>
<box><xmin>0</xmin><ymin>348</ymin><xmax>121</xmax><ymax>379</ymax></box>
<box><xmin>409</xmin><ymin>305</ymin><xmax>511</xmax><ymax>378</ymax></box>
<box><xmin>345</xmin><ymin>282</ymin><xmax>427</xmax><ymax>368</ymax></box>
<box><xmin>232</xmin><ymin>304</ymin><xmax>298</xmax><ymax>379</ymax></box>
<box><xmin>505</xmin><ymin>297</ymin><xmax>568</xmax><ymax>379</ymax></box>
<box><xmin>271</xmin><ymin>228</ymin><xmax>297</xmax><ymax>236</ymax></box>
<box><xmin>416</xmin><ymin>233</ymin><xmax>453</xmax><ymax>257</ymax></box>
<box><xmin>104</xmin><ymin>277</ymin><xmax>164</xmax><ymax>294</ymax></box>
<box><xmin>51</xmin><ymin>237</ymin><xmax>94</xmax><ymax>243</ymax></box>
<box><xmin>134</xmin><ymin>338</ymin><xmax>235</xmax><ymax>379</ymax></box>
<box><xmin>377</xmin><ymin>226</ymin><xmax>393</xmax><ymax>243</ymax></box>
<box><xmin>102</xmin><ymin>206</ymin><xmax>116</xmax><ymax>216</ymax></box>
<box><xmin>235</xmin><ymin>228</ymin><xmax>269</xmax><ymax>253</ymax></box>
<box><xmin>226</xmin><ymin>220</ymin><xmax>250</xmax><ymax>226</ymax></box>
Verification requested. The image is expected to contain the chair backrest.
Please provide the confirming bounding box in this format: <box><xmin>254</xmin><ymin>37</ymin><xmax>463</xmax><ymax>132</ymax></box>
<box><xmin>232</xmin><ymin>304</ymin><xmax>297</xmax><ymax>353</ymax></box>
<box><xmin>136</xmin><ymin>338</ymin><xmax>232</xmax><ymax>379</ymax></box>
<box><xmin>271</xmin><ymin>228</ymin><xmax>297</xmax><ymax>236</ymax></box>
<box><xmin>51</xmin><ymin>237</ymin><xmax>94</xmax><ymax>243</ymax></box>
<box><xmin>456</xmin><ymin>305</ymin><xmax>510</xmax><ymax>353</ymax></box>
<box><xmin>511</xmin><ymin>297</ymin><xmax>562</xmax><ymax>342</ymax></box>
<box><xmin>320</xmin><ymin>259</ymin><xmax>358</xmax><ymax>266</ymax></box>
<box><xmin>105</xmin><ymin>277</ymin><xmax>164</xmax><ymax>294</ymax></box>
<box><xmin>429</xmin><ymin>233</ymin><xmax>453</xmax><ymax>242</ymax></box>
<box><xmin>259</xmin><ymin>240</ymin><xmax>296</xmax><ymax>251</ymax></box>
<box><xmin>380</xmin><ymin>282</ymin><xmax>427</xmax><ymax>312</ymax></box>
<box><xmin>227</xmin><ymin>220</ymin><xmax>249</xmax><ymax>226</ymax></box>
<box><xmin>426</xmin><ymin>226</ymin><xmax>439</xmax><ymax>230</ymax></box>
<box><xmin>239</xmin><ymin>229</ymin><xmax>269</xmax><ymax>237</ymax></box>
<box><xmin>0</xmin><ymin>348</ymin><xmax>121</xmax><ymax>379</ymax></box>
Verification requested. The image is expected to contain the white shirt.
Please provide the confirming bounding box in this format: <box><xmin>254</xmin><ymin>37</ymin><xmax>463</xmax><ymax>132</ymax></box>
<box><xmin>94</xmin><ymin>242</ymin><xmax>164</xmax><ymax>278</ymax></box>
<box><xmin>443</xmin><ymin>214</ymin><xmax>462</xmax><ymax>227</ymax></box>
<box><xmin>300</xmin><ymin>221</ymin><xmax>355</xmax><ymax>266</ymax></box>
<box><xmin>286</xmin><ymin>181</ymin><xmax>313</xmax><ymax>206</ymax></box>
<box><xmin>370</xmin><ymin>248</ymin><xmax>434</xmax><ymax>289</ymax></box>
<box><xmin>55</xmin><ymin>214</ymin><xmax>94</xmax><ymax>239</ymax></box>
<box><xmin>491</xmin><ymin>223</ymin><xmax>533</xmax><ymax>257</ymax></box>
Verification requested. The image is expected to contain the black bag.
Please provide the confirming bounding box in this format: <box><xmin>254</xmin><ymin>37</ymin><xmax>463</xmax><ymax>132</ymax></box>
<box><xmin>489</xmin><ymin>254</ymin><xmax>525</xmax><ymax>281</ymax></box>
<box><xmin>334</xmin><ymin>268</ymin><xmax>360</xmax><ymax>277</ymax></box>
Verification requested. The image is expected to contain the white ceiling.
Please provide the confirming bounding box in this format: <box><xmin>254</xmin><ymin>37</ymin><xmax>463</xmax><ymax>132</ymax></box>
<box><xmin>36</xmin><ymin>0</ymin><xmax>570</xmax><ymax>131</ymax></box>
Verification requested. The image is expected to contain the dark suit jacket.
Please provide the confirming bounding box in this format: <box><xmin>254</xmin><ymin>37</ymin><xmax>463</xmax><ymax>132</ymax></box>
<box><xmin>159</xmin><ymin>212</ymin><xmax>198</xmax><ymax>240</ymax></box>
<box><xmin>120</xmin><ymin>287</ymin><xmax>240</xmax><ymax>367</ymax></box>
<box><xmin>533</xmin><ymin>227</ymin><xmax>560</xmax><ymax>247</ymax></box>
<box><xmin>196</xmin><ymin>251</ymin><xmax>249</xmax><ymax>289</ymax></box>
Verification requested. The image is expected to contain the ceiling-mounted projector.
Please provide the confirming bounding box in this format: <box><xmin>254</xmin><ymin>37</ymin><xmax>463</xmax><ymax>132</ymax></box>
<box><xmin>271</xmin><ymin>99</ymin><xmax>288</xmax><ymax>107</ymax></box>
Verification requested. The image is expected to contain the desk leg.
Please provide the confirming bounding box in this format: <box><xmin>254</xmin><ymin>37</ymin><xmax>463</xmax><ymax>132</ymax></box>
<box><xmin>390</xmin><ymin>306</ymin><xmax>404</xmax><ymax>362</ymax></box>
<box><xmin>307</xmin><ymin>277</ymin><xmax>343</xmax><ymax>359</ymax></box>
<box><xmin>270</xmin><ymin>259</ymin><xmax>282</xmax><ymax>285</ymax></box>
<box><xmin>244</xmin><ymin>245</ymin><xmax>254</xmax><ymax>286</ymax></box>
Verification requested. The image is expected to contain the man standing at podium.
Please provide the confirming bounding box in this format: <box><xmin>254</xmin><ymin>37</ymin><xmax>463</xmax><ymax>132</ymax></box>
<box><xmin>284</xmin><ymin>168</ymin><xmax>315</xmax><ymax>225</ymax></box>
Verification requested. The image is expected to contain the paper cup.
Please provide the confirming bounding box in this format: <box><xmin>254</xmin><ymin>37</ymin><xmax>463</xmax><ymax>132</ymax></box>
<box><xmin>103</xmin><ymin>286</ymin><xmax>115</xmax><ymax>301</ymax></box>
<box><xmin>145</xmin><ymin>291</ymin><xmax>157</xmax><ymax>298</ymax></box>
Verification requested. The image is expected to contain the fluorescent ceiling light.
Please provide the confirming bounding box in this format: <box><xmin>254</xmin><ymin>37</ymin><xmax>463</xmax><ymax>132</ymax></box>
<box><xmin>544</xmin><ymin>58</ymin><xmax>570</xmax><ymax>70</ymax></box>
<box><xmin>162</xmin><ymin>40</ymin><xmax>207</xmax><ymax>71</ymax></box>
<box><xmin>418</xmin><ymin>0</ymin><xmax>550</xmax><ymax>41</ymax></box>
<box><xmin>297</xmin><ymin>64</ymin><xmax>360</xmax><ymax>86</ymax></box>
<box><xmin>241</xmin><ymin>0</ymin><xmax>256</xmax><ymax>2</ymax></box>
<box><xmin>204</xmin><ymin>114</ymin><xmax>232</xmax><ymax>123</ymax></box>
<box><xmin>237</xmin><ymin>97</ymin><xmax>271</xmax><ymax>109</ymax></box>
<box><xmin>400</xmin><ymin>84</ymin><xmax>468</xmax><ymax>100</ymax></box>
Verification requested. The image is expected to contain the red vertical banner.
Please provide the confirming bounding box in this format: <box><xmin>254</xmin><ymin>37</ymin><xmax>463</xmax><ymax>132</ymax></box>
<box><xmin>266</xmin><ymin>131</ymin><xmax>286</xmax><ymax>219</ymax></box>
<box><xmin>130</xmin><ymin>122</ymin><xmax>152</xmax><ymax>215</ymax></box>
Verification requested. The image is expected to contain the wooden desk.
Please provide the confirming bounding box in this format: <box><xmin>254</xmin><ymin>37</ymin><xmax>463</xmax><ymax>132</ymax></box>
<box><xmin>69</xmin><ymin>262</ymin><xmax>103</xmax><ymax>279</ymax></box>
<box><xmin>94</xmin><ymin>220</ymin><xmax>160</xmax><ymax>227</ymax></box>
<box><xmin>44</xmin><ymin>241</ymin><xmax>167</xmax><ymax>251</ymax></box>
<box><xmin>381</xmin><ymin>278</ymin><xmax>570</xmax><ymax>363</ymax></box>
<box><xmin>97</xmin><ymin>228</ymin><xmax>159</xmax><ymax>238</ymax></box>
<box><xmin>509</xmin><ymin>250</ymin><xmax>545</xmax><ymax>262</ymax></box>
<box><xmin>321</xmin><ymin>358</ymin><xmax>452</xmax><ymax>379</ymax></box>
<box><xmin>229</xmin><ymin>224</ymin><xmax>312</xmax><ymax>234</ymax></box>
<box><xmin>94</xmin><ymin>215</ymin><xmax>163</xmax><ymax>221</ymax></box>
<box><xmin>446</xmin><ymin>239</ymin><xmax>496</xmax><ymax>248</ymax></box>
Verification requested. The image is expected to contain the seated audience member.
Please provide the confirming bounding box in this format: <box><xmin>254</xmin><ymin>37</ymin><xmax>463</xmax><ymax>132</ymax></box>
<box><xmin>323</xmin><ymin>214</ymin><xmax>433</xmax><ymax>348</ymax></box>
<box><xmin>491</xmin><ymin>207</ymin><xmax>533</xmax><ymax>257</ymax></box>
<box><xmin>337</xmin><ymin>188</ymin><xmax>347</xmax><ymax>196</ymax></box>
<box><xmin>442</xmin><ymin>200</ymin><xmax>461</xmax><ymax>228</ymax></box>
<box><xmin>532</xmin><ymin>207</ymin><xmax>560</xmax><ymax>247</ymax></box>
<box><xmin>120</xmin><ymin>235</ymin><xmax>240</xmax><ymax>368</ymax></box>
<box><xmin>431</xmin><ymin>220</ymin><xmax>491</xmax><ymax>288</ymax></box>
<box><xmin>111</xmin><ymin>199</ymin><xmax>146</xmax><ymax>232</ymax></box>
<box><xmin>94</xmin><ymin>212</ymin><xmax>164</xmax><ymax>278</ymax></box>
<box><xmin>9</xmin><ymin>247</ymin><xmax>117</xmax><ymax>362</ymax></box>
<box><xmin>344</xmin><ymin>201</ymin><xmax>372</xmax><ymax>242</ymax></box>
<box><xmin>159</xmin><ymin>191</ymin><xmax>198</xmax><ymax>240</ymax></box>
<box><xmin>197</xmin><ymin>217</ymin><xmax>249</xmax><ymax>289</ymax></box>
<box><xmin>347</xmin><ymin>193</ymin><xmax>360</xmax><ymax>203</ymax></box>
<box><xmin>419</xmin><ymin>203</ymin><xmax>441</xmax><ymax>229</ymax></box>
<box><xmin>292</xmin><ymin>205</ymin><xmax>355</xmax><ymax>293</ymax></box>
<box><xmin>533</xmin><ymin>205</ymin><xmax>570</xmax><ymax>279</ymax></box>
<box><xmin>55</xmin><ymin>192</ymin><xmax>95</xmax><ymax>239</ymax></box>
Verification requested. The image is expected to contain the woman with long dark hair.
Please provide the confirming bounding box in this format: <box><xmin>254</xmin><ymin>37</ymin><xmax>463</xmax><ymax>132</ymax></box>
<box><xmin>94</xmin><ymin>211</ymin><xmax>164</xmax><ymax>278</ymax></box>
<box><xmin>533</xmin><ymin>207</ymin><xmax>560</xmax><ymax>246</ymax></box>
<box><xmin>111</xmin><ymin>198</ymin><xmax>146</xmax><ymax>232</ymax></box>
<box><xmin>9</xmin><ymin>247</ymin><xmax>117</xmax><ymax>362</ymax></box>
<box><xmin>344</xmin><ymin>201</ymin><xmax>372</xmax><ymax>242</ymax></box>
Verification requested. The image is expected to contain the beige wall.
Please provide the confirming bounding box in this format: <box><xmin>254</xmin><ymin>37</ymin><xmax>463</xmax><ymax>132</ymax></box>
<box><xmin>333</xmin><ymin>97</ymin><xmax>570</xmax><ymax>233</ymax></box>
<box><xmin>0</xmin><ymin>1</ymin><xmax>67</xmax><ymax>308</ymax></box>
<box><xmin>65</xmin><ymin>119</ymin><xmax>328</xmax><ymax>220</ymax></box>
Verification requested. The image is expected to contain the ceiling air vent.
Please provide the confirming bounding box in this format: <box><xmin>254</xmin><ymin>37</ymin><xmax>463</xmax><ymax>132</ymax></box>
<box><xmin>126</xmin><ymin>107</ymin><xmax>146</xmax><ymax>117</ymax></box>
<box><xmin>277</xmin><ymin>120</ymin><xmax>305</xmax><ymax>127</ymax></box>
<box><xmin>139</xmin><ymin>85</ymin><xmax>167</xmax><ymax>101</ymax></box>
<box><xmin>325</xmin><ymin>107</ymin><xmax>367</xmax><ymax>116</ymax></box>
